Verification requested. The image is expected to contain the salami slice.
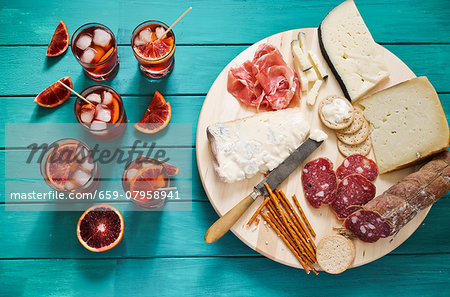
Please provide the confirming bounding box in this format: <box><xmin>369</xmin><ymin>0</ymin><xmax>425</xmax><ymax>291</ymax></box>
<box><xmin>337</xmin><ymin>154</ymin><xmax>378</xmax><ymax>181</ymax></box>
<box><xmin>331</xmin><ymin>174</ymin><xmax>376</xmax><ymax>219</ymax></box>
<box><xmin>344</xmin><ymin>210</ymin><xmax>391</xmax><ymax>243</ymax></box>
<box><xmin>301</xmin><ymin>158</ymin><xmax>338</xmax><ymax>208</ymax></box>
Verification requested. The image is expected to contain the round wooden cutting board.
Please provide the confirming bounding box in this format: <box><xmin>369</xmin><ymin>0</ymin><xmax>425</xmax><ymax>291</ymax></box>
<box><xmin>196</xmin><ymin>28</ymin><xmax>431</xmax><ymax>269</ymax></box>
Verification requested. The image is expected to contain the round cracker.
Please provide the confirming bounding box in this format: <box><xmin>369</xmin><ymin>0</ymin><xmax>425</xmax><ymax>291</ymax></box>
<box><xmin>317</xmin><ymin>234</ymin><xmax>356</xmax><ymax>274</ymax></box>
<box><xmin>336</xmin><ymin>118</ymin><xmax>369</xmax><ymax>145</ymax></box>
<box><xmin>337</xmin><ymin>107</ymin><xmax>364</xmax><ymax>134</ymax></box>
<box><xmin>318</xmin><ymin>95</ymin><xmax>354</xmax><ymax>130</ymax></box>
<box><xmin>338</xmin><ymin>136</ymin><xmax>372</xmax><ymax>157</ymax></box>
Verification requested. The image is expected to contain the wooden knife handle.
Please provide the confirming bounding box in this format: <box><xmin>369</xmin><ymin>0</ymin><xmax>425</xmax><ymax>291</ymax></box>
<box><xmin>204</xmin><ymin>194</ymin><xmax>254</xmax><ymax>243</ymax></box>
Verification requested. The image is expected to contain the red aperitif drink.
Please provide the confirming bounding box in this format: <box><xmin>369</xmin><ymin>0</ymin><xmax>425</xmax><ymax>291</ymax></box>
<box><xmin>75</xmin><ymin>85</ymin><xmax>127</xmax><ymax>141</ymax></box>
<box><xmin>71</xmin><ymin>23</ymin><xmax>119</xmax><ymax>81</ymax></box>
<box><xmin>40</xmin><ymin>139</ymin><xmax>100</xmax><ymax>193</ymax></box>
<box><xmin>122</xmin><ymin>156</ymin><xmax>170</xmax><ymax>209</ymax></box>
<box><xmin>131</xmin><ymin>21</ymin><xmax>175</xmax><ymax>79</ymax></box>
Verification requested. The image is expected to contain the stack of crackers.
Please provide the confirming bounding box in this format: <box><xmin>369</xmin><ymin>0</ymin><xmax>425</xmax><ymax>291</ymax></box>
<box><xmin>319</xmin><ymin>96</ymin><xmax>371</xmax><ymax>157</ymax></box>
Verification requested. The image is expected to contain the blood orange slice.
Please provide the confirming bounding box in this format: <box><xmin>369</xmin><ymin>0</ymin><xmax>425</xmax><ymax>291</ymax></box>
<box><xmin>161</xmin><ymin>161</ymin><xmax>179</xmax><ymax>176</ymax></box>
<box><xmin>77</xmin><ymin>204</ymin><xmax>124</xmax><ymax>252</ymax></box>
<box><xmin>130</xmin><ymin>165</ymin><xmax>168</xmax><ymax>202</ymax></box>
<box><xmin>45</xmin><ymin>142</ymin><xmax>78</xmax><ymax>190</ymax></box>
<box><xmin>134</xmin><ymin>91</ymin><xmax>171</xmax><ymax>134</ymax></box>
<box><xmin>46</xmin><ymin>20</ymin><xmax>69</xmax><ymax>57</ymax></box>
<box><xmin>35</xmin><ymin>76</ymin><xmax>72</xmax><ymax>107</ymax></box>
<box><xmin>135</xmin><ymin>36</ymin><xmax>174</xmax><ymax>60</ymax></box>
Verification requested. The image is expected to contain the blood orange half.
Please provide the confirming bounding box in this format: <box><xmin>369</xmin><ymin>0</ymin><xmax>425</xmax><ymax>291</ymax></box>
<box><xmin>46</xmin><ymin>20</ymin><xmax>69</xmax><ymax>57</ymax></box>
<box><xmin>77</xmin><ymin>204</ymin><xmax>124</xmax><ymax>252</ymax></box>
<box><xmin>34</xmin><ymin>76</ymin><xmax>72</xmax><ymax>107</ymax></box>
<box><xmin>134</xmin><ymin>91</ymin><xmax>171</xmax><ymax>134</ymax></box>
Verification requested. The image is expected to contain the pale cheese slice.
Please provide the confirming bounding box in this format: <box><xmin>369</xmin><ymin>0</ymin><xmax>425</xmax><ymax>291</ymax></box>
<box><xmin>358</xmin><ymin>77</ymin><xmax>449</xmax><ymax>174</ymax></box>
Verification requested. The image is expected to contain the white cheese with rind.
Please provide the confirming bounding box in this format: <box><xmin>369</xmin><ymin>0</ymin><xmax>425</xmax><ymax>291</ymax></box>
<box><xmin>319</xmin><ymin>0</ymin><xmax>389</xmax><ymax>101</ymax></box>
<box><xmin>207</xmin><ymin>109</ymin><xmax>310</xmax><ymax>183</ymax></box>
<box><xmin>358</xmin><ymin>77</ymin><xmax>449</xmax><ymax>174</ymax></box>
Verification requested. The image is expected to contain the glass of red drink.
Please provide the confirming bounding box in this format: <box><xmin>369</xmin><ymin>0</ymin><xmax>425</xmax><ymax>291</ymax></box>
<box><xmin>40</xmin><ymin>138</ymin><xmax>100</xmax><ymax>193</ymax></box>
<box><xmin>75</xmin><ymin>85</ymin><xmax>127</xmax><ymax>141</ymax></box>
<box><xmin>122</xmin><ymin>156</ymin><xmax>170</xmax><ymax>209</ymax></box>
<box><xmin>131</xmin><ymin>20</ymin><xmax>175</xmax><ymax>79</ymax></box>
<box><xmin>71</xmin><ymin>23</ymin><xmax>119</xmax><ymax>81</ymax></box>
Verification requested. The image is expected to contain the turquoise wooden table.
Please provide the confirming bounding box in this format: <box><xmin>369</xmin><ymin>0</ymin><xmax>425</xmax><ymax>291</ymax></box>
<box><xmin>1</xmin><ymin>0</ymin><xmax>449</xmax><ymax>296</ymax></box>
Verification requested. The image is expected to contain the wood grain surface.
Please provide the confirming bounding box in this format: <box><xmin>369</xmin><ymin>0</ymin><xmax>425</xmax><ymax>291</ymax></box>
<box><xmin>196</xmin><ymin>28</ymin><xmax>433</xmax><ymax>269</ymax></box>
<box><xmin>1</xmin><ymin>0</ymin><xmax>449</xmax><ymax>295</ymax></box>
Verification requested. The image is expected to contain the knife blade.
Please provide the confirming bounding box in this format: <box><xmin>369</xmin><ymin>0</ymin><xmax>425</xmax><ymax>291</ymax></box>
<box><xmin>253</xmin><ymin>138</ymin><xmax>323</xmax><ymax>197</ymax></box>
<box><xmin>204</xmin><ymin>137</ymin><xmax>323</xmax><ymax>243</ymax></box>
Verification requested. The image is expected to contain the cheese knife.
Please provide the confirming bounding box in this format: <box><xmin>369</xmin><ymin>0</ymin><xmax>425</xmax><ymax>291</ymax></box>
<box><xmin>204</xmin><ymin>137</ymin><xmax>323</xmax><ymax>243</ymax></box>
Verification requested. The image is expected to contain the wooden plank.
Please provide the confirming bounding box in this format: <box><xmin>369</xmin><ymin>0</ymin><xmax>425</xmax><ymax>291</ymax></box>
<box><xmin>1</xmin><ymin>254</ymin><xmax>449</xmax><ymax>296</ymax></box>
<box><xmin>0</xmin><ymin>96</ymin><xmax>201</xmax><ymax>147</ymax></box>
<box><xmin>0</xmin><ymin>45</ymin><xmax>449</xmax><ymax>96</ymax></box>
<box><xmin>0</xmin><ymin>0</ymin><xmax>449</xmax><ymax>45</ymax></box>
<box><xmin>0</xmin><ymin>148</ymin><xmax>203</xmax><ymax>203</ymax></box>
<box><xmin>0</xmin><ymin>199</ymin><xmax>448</xmax><ymax>259</ymax></box>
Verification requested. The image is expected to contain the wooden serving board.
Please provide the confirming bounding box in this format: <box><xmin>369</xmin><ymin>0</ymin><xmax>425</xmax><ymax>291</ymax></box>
<box><xmin>196</xmin><ymin>28</ymin><xmax>431</xmax><ymax>269</ymax></box>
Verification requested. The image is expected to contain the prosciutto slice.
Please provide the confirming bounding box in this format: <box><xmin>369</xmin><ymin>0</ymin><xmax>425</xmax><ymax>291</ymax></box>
<box><xmin>227</xmin><ymin>43</ymin><xmax>300</xmax><ymax>110</ymax></box>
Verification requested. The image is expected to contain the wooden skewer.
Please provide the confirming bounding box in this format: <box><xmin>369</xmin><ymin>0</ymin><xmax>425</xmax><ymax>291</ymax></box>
<box><xmin>157</xmin><ymin>187</ymin><xmax>177</xmax><ymax>191</ymax></box>
<box><xmin>247</xmin><ymin>196</ymin><xmax>269</xmax><ymax>226</ymax></box>
<box><xmin>292</xmin><ymin>194</ymin><xmax>317</xmax><ymax>237</ymax></box>
<box><xmin>58</xmin><ymin>80</ymin><xmax>93</xmax><ymax>106</ymax></box>
<box><xmin>159</xmin><ymin>7</ymin><xmax>192</xmax><ymax>40</ymax></box>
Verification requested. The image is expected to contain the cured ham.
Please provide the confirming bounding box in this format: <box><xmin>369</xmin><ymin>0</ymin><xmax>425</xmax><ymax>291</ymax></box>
<box><xmin>227</xmin><ymin>43</ymin><xmax>299</xmax><ymax>110</ymax></box>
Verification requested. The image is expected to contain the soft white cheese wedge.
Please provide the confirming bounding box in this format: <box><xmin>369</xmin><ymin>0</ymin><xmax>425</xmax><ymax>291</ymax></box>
<box><xmin>358</xmin><ymin>77</ymin><xmax>449</xmax><ymax>174</ymax></box>
<box><xmin>207</xmin><ymin>109</ymin><xmax>310</xmax><ymax>183</ymax></box>
<box><xmin>319</xmin><ymin>0</ymin><xmax>389</xmax><ymax>101</ymax></box>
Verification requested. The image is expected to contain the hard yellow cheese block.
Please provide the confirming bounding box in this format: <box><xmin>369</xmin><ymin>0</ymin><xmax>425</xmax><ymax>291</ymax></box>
<box><xmin>358</xmin><ymin>77</ymin><xmax>449</xmax><ymax>174</ymax></box>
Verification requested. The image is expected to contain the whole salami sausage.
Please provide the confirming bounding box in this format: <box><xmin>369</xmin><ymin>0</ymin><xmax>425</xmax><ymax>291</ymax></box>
<box><xmin>344</xmin><ymin>151</ymin><xmax>450</xmax><ymax>243</ymax></box>
<box><xmin>337</xmin><ymin>154</ymin><xmax>378</xmax><ymax>181</ymax></box>
<box><xmin>301</xmin><ymin>158</ymin><xmax>338</xmax><ymax>208</ymax></box>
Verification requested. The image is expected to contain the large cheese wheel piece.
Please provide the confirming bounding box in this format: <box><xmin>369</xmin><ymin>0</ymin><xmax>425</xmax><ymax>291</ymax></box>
<box><xmin>318</xmin><ymin>0</ymin><xmax>389</xmax><ymax>102</ymax></box>
<box><xmin>358</xmin><ymin>77</ymin><xmax>449</xmax><ymax>174</ymax></box>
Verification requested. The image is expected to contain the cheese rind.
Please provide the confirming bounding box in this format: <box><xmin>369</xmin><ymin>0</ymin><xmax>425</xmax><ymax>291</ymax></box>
<box><xmin>207</xmin><ymin>109</ymin><xmax>310</xmax><ymax>183</ymax></box>
<box><xmin>358</xmin><ymin>77</ymin><xmax>449</xmax><ymax>174</ymax></box>
<box><xmin>319</xmin><ymin>0</ymin><xmax>389</xmax><ymax>101</ymax></box>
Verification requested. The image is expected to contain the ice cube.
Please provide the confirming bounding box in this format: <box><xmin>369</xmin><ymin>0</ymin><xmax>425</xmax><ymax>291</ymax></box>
<box><xmin>142</xmin><ymin>162</ymin><xmax>155</xmax><ymax>168</ymax></box>
<box><xmin>90</xmin><ymin>120</ymin><xmax>107</xmax><ymax>131</ymax></box>
<box><xmin>86</xmin><ymin>93</ymin><xmax>102</xmax><ymax>104</ymax></box>
<box><xmin>155</xmin><ymin>26</ymin><xmax>166</xmax><ymax>39</ymax></box>
<box><xmin>134</xmin><ymin>36</ymin><xmax>145</xmax><ymax>46</ymax></box>
<box><xmin>126</xmin><ymin>168</ymin><xmax>139</xmax><ymax>180</ymax></box>
<box><xmin>71</xmin><ymin>169</ymin><xmax>91</xmax><ymax>186</ymax></box>
<box><xmin>64</xmin><ymin>181</ymin><xmax>77</xmax><ymax>191</ymax></box>
<box><xmin>93</xmin><ymin>29</ymin><xmax>112</xmax><ymax>47</ymax></box>
<box><xmin>80</xmin><ymin>48</ymin><xmax>96</xmax><ymax>63</ymax></box>
<box><xmin>95</xmin><ymin>104</ymin><xmax>111</xmax><ymax>122</ymax></box>
<box><xmin>139</xmin><ymin>28</ymin><xmax>153</xmax><ymax>43</ymax></box>
<box><xmin>81</xmin><ymin>159</ymin><xmax>95</xmax><ymax>172</ymax></box>
<box><xmin>102</xmin><ymin>91</ymin><xmax>113</xmax><ymax>105</ymax></box>
<box><xmin>80</xmin><ymin>107</ymin><xmax>95</xmax><ymax>124</ymax></box>
<box><xmin>76</xmin><ymin>34</ymin><xmax>92</xmax><ymax>50</ymax></box>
